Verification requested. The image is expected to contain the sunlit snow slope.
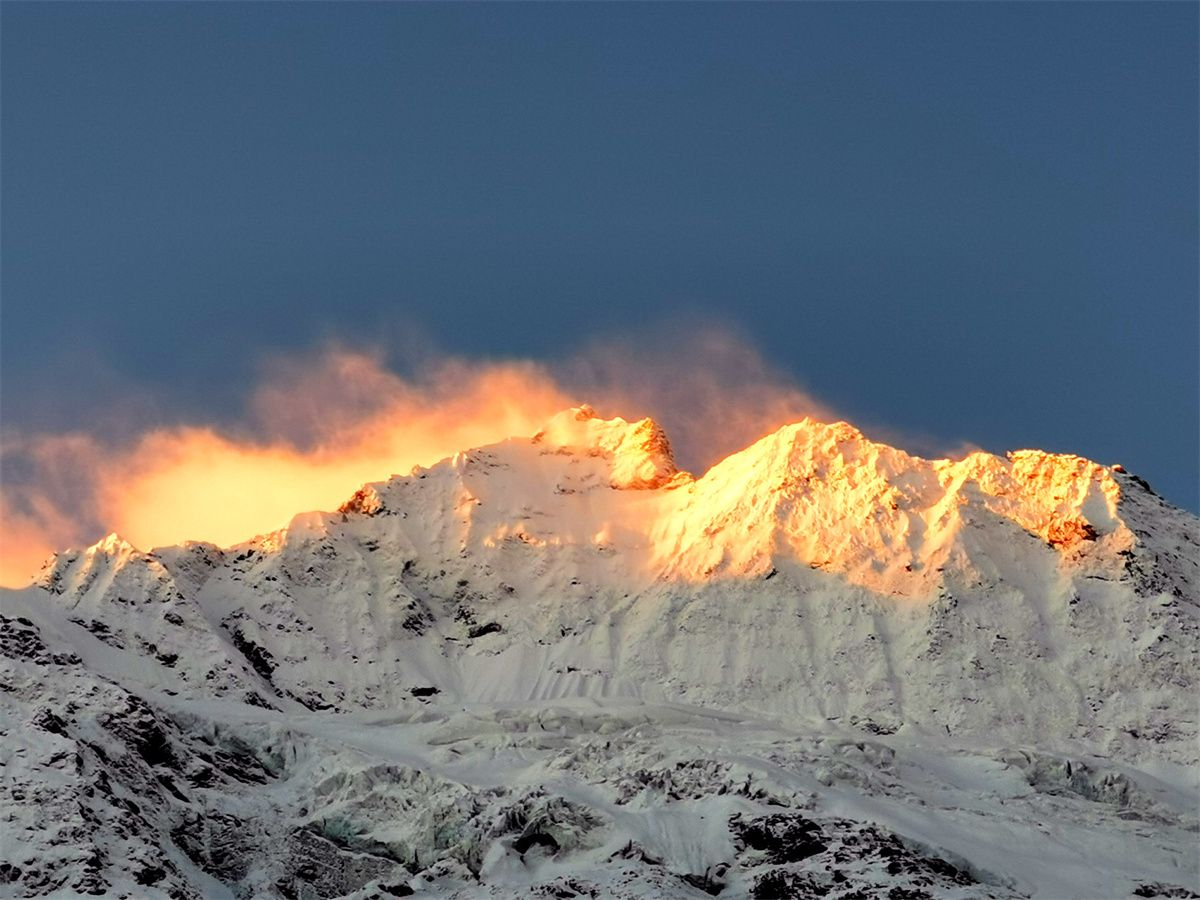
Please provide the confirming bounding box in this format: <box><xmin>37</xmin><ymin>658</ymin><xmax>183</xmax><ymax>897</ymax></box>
<box><xmin>3</xmin><ymin>408</ymin><xmax>1197</xmax><ymax>899</ymax></box>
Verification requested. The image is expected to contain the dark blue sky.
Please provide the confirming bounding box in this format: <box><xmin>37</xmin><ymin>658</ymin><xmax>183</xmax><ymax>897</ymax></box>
<box><xmin>3</xmin><ymin>2</ymin><xmax>1197</xmax><ymax>508</ymax></box>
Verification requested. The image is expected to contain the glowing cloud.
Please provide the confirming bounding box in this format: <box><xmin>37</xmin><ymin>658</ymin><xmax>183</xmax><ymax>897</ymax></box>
<box><xmin>559</xmin><ymin>323</ymin><xmax>835</xmax><ymax>473</ymax></box>
<box><xmin>0</xmin><ymin>329</ymin><xmax>836</xmax><ymax>587</ymax></box>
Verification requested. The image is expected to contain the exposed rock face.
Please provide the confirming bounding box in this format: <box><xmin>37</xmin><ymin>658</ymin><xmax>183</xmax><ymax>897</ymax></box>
<box><xmin>339</xmin><ymin>486</ymin><xmax>385</xmax><ymax>518</ymax></box>
<box><xmin>3</xmin><ymin>410</ymin><xmax>1197</xmax><ymax>897</ymax></box>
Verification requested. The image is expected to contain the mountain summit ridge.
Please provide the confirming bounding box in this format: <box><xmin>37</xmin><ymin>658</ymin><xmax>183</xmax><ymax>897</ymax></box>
<box><xmin>34</xmin><ymin>407</ymin><xmax>1154</xmax><ymax>583</ymax></box>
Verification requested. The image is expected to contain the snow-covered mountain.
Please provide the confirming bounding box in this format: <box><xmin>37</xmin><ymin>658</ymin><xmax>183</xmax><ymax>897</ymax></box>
<box><xmin>3</xmin><ymin>407</ymin><xmax>1197</xmax><ymax>899</ymax></box>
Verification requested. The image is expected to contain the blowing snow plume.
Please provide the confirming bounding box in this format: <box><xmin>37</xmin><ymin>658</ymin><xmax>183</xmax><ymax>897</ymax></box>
<box><xmin>559</xmin><ymin>325</ymin><xmax>835</xmax><ymax>474</ymax></box>
<box><xmin>0</xmin><ymin>328</ymin><xmax>832</xmax><ymax>587</ymax></box>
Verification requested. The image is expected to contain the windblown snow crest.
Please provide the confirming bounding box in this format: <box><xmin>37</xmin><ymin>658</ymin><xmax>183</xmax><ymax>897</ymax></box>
<box><xmin>3</xmin><ymin>408</ymin><xmax>1198</xmax><ymax>899</ymax></box>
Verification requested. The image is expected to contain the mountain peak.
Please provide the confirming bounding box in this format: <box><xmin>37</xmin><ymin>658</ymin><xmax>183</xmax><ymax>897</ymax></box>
<box><xmin>90</xmin><ymin>532</ymin><xmax>139</xmax><ymax>556</ymax></box>
<box><xmin>532</xmin><ymin>405</ymin><xmax>683</xmax><ymax>490</ymax></box>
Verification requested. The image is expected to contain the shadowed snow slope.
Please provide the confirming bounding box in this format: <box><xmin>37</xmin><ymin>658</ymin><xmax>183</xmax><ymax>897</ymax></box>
<box><xmin>3</xmin><ymin>408</ymin><xmax>1197</xmax><ymax>899</ymax></box>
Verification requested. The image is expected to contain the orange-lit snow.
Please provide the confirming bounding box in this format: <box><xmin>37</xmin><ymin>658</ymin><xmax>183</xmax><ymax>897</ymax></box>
<box><xmin>30</xmin><ymin>407</ymin><xmax>1135</xmax><ymax>601</ymax></box>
